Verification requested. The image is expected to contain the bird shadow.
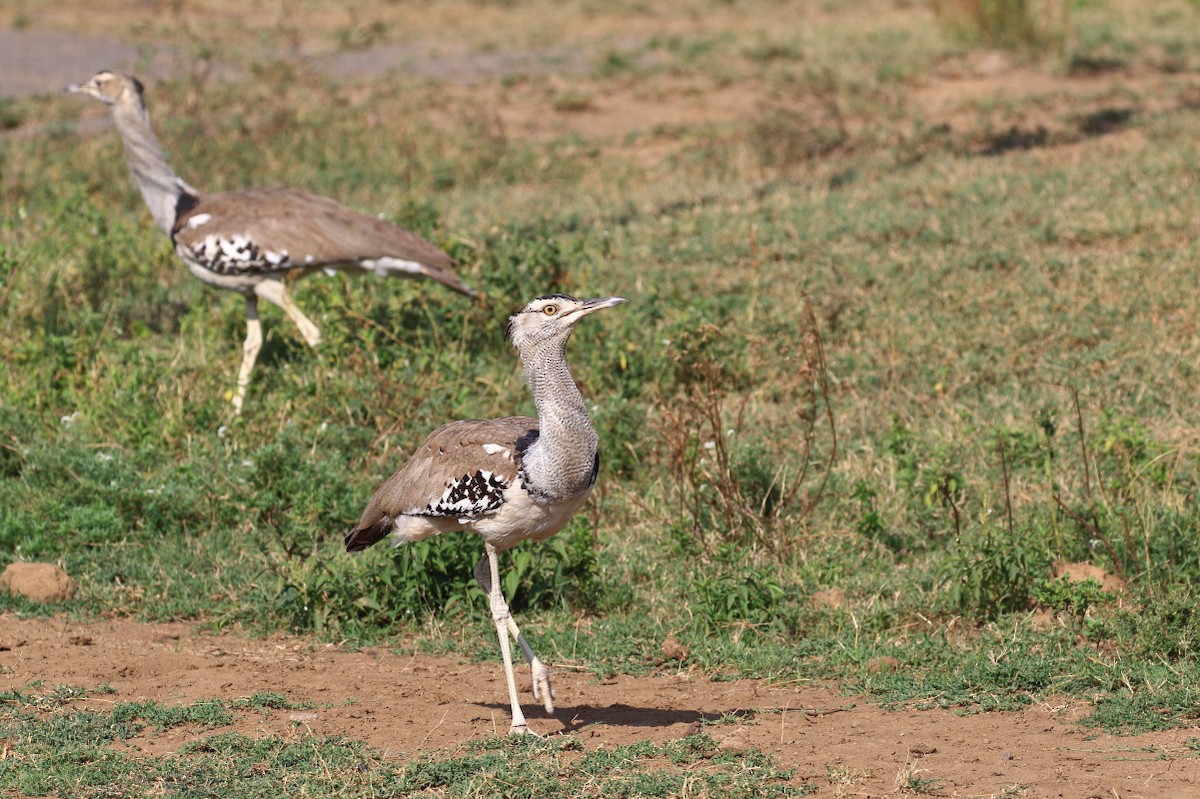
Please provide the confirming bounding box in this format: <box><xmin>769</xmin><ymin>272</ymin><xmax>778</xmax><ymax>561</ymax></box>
<box><xmin>474</xmin><ymin>702</ymin><xmax>759</xmax><ymax>733</ymax></box>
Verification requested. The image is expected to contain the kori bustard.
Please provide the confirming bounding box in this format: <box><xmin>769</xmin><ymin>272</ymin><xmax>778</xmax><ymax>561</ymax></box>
<box><xmin>347</xmin><ymin>294</ymin><xmax>625</xmax><ymax>735</ymax></box>
<box><xmin>68</xmin><ymin>70</ymin><xmax>475</xmax><ymax>413</ymax></box>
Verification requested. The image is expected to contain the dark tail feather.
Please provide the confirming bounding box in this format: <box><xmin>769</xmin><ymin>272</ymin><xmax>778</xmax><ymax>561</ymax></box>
<box><xmin>344</xmin><ymin>511</ymin><xmax>392</xmax><ymax>552</ymax></box>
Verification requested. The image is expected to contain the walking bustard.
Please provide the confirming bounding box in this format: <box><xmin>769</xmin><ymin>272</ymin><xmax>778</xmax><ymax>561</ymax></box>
<box><xmin>346</xmin><ymin>294</ymin><xmax>625</xmax><ymax>735</ymax></box>
<box><xmin>68</xmin><ymin>70</ymin><xmax>476</xmax><ymax>413</ymax></box>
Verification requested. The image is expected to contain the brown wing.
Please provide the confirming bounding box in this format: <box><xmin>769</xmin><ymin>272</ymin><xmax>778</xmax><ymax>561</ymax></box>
<box><xmin>173</xmin><ymin>187</ymin><xmax>474</xmax><ymax>296</ymax></box>
<box><xmin>345</xmin><ymin>417</ymin><xmax>539</xmax><ymax>552</ymax></box>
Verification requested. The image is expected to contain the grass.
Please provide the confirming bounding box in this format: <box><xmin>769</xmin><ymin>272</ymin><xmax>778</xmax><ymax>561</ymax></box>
<box><xmin>5</xmin><ymin>0</ymin><xmax>1200</xmax><ymax>793</ymax></box>
<box><xmin>0</xmin><ymin>685</ymin><xmax>812</xmax><ymax>798</ymax></box>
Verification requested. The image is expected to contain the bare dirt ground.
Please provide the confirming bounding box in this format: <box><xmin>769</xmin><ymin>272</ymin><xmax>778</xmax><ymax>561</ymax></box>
<box><xmin>3</xmin><ymin>614</ymin><xmax>1198</xmax><ymax>798</ymax></box>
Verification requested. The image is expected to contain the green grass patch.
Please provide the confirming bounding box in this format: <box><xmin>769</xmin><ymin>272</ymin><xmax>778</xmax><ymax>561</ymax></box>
<box><xmin>0</xmin><ymin>686</ymin><xmax>811</xmax><ymax>798</ymax></box>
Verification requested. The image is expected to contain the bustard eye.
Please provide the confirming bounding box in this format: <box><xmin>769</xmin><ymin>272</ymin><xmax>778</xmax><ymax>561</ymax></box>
<box><xmin>542</xmin><ymin>304</ymin><xmax>558</xmax><ymax>316</ymax></box>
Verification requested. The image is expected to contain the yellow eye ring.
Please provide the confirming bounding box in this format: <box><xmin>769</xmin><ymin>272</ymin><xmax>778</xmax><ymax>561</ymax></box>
<box><xmin>543</xmin><ymin>305</ymin><xmax>558</xmax><ymax>316</ymax></box>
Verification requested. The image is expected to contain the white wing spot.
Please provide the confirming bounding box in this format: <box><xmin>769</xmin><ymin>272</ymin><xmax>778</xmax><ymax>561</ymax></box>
<box><xmin>482</xmin><ymin>444</ymin><xmax>509</xmax><ymax>456</ymax></box>
<box><xmin>186</xmin><ymin>213</ymin><xmax>212</xmax><ymax>229</ymax></box>
<box><xmin>361</xmin><ymin>257</ymin><xmax>425</xmax><ymax>277</ymax></box>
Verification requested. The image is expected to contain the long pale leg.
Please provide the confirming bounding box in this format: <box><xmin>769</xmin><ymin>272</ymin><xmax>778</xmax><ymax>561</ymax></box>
<box><xmin>232</xmin><ymin>295</ymin><xmax>262</xmax><ymax>415</ymax></box>
<box><xmin>255</xmin><ymin>278</ymin><xmax>322</xmax><ymax>348</ymax></box>
<box><xmin>474</xmin><ymin>554</ymin><xmax>555</xmax><ymax>714</ymax></box>
<box><xmin>484</xmin><ymin>543</ymin><xmax>539</xmax><ymax>735</ymax></box>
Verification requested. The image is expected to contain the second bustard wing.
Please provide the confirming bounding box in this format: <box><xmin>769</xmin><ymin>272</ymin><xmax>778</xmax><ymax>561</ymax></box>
<box><xmin>173</xmin><ymin>187</ymin><xmax>475</xmax><ymax>297</ymax></box>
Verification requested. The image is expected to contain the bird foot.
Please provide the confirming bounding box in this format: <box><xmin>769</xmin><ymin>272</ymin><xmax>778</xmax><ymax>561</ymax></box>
<box><xmin>530</xmin><ymin>658</ymin><xmax>555</xmax><ymax>715</ymax></box>
<box><xmin>509</xmin><ymin>723</ymin><xmax>542</xmax><ymax>737</ymax></box>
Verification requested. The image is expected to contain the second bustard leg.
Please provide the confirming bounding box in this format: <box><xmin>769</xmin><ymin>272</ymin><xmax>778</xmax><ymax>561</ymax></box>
<box><xmin>255</xmin><ymin>279</ymin><xmax>322</xmax><ymax>348</ymax></box>
<box><xmin>484</xmin><ymin>542</ymin><xmax>543</xmax><ymax>735</ymax></box>
<box><xmin>474</xmin><ymin>555</ymin><xmax>555</xmax><ymax>714</ymax></box>
<box><xmin>233</xmin><ymin>296</ymin><xmax>263</xmax><ymax>416</ymax></box>
<box><xmin>231</xmin><ymin>281</ymin><xmax>323</xmax><ymax>415</ymax></box>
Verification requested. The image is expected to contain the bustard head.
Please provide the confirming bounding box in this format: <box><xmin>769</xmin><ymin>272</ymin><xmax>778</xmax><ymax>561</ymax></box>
<box><xmin>67</xmin><ymin>70</ymin><xmax>144</xmax><ymax>106</ymax></box>
<box><xmin>507</xmin><ymin>294</ymin><xmax>625</xmax><ymax>351</ymax></box>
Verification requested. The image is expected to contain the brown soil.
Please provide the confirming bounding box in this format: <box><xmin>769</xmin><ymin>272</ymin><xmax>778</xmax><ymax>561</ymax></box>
<box><xmin>3</xmin><ymin>614</ymin><xmax>1197</xmax><ymax>797</ymax></box>
<box><xmin>0</xmin><ymin>563</ymin><xmax>75</xmax><ymax>602</ymax></box>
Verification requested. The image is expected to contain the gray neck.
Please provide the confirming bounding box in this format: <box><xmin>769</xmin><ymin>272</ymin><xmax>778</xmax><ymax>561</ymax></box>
<box><xmin>519</xmin><ymin>335</ymin><xmax>599</xmax><ymax>500</ymax></box>
<box><xmin>111</xmin><ymin>96</ymin><xmax>189</xmax><ymax>236</ymax></box>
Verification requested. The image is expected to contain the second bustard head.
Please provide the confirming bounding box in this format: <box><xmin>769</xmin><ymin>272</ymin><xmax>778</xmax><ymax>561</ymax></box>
<box><xmin>347</xmin><ymin>293</ymin><xmax>625</xmax><ymax>736</ymax></box>
<box><xmin>68</xmin><ymin>70</ymin><xmax>476</xmax><ymax>414</ymax></box>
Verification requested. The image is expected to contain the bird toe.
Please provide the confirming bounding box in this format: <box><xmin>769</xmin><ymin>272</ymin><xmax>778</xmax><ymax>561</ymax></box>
<box><xmin>509</xmin><ymin>723</ymin><xmax>542</xmax><ymax>737</ymax></box>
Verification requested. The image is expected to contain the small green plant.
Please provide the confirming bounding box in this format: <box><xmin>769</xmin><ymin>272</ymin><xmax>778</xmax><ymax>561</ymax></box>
<box><xmin>550</xmin><ymin>90</ymin><xmax>597</xmax><ymax>113</ymax></box>
<box><xmin>943</xmin><ymin>526</ymin><xmax>1050</xmax><ymax>618</ymax></box>
<box><xmin>885</xmin><ymin>421</ymin><xmax>966</xmax><ymax>543</ymax></box>
<box><xmin>693</xmin><ymin>548</ymin><xmax>791</xmax><ymax>632</ymax></box>
<box><xmin>334</xmin><ymin>12</ymin><xmax>389</xmax><ymax>51</ymax></box>
<box><xmin>1032</xmin><ymin>575</ymin><xmax>1113</xmax><ymax>623</ymax></box>
<box><xmin>0</xmin><ymin>98</ymin><xmax>24</xmax><ymax>131</ymax></box>
<box><xmin>854</xmin><ymin>480</ymin><xmax>904</xmax><ymax>552</ymax></box>
<box><xmin>1093</xmin><ymin>411</ymin><xmax>1172</xmax><ymax>493</ymax></box>
<box><xmin>1112</xmin><ymin>591</ymin><xmax>1200</xmax><ymax>661</ymax></box>
<box><xmin>899</xmin><ymin>770</ymin><xmax>943</xmax><ymax>794</ymax></box>
<box><xmin>931</xmin><ymin>0</ymin><xmax>1069</xmax><ymax>54</ymax></box>
<box><xmin>596</xmin><ymin>49</ymin><xmax>638</xmax><ymax>78</ymax></box>
<box><xmin>743</xmin><ymin>37</ymin><xmax>804</xmax><ymax>64</ymax></box>
<box><xmin>234</xmin><ymin>692</ymin><xmax>301</xmax><ymax>710</ymax></box>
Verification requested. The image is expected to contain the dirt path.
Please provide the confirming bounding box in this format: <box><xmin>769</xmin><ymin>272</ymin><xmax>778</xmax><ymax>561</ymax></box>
<box><xmin>2</xmin><ymin>614</ymin><xmax>1197</xmax><ymax>797</ymax></box>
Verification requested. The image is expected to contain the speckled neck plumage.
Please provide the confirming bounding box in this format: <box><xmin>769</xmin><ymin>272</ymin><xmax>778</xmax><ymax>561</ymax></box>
<box><xmin>111</xmin><ymin>91</ymin><xmax>192</xmax><ymax>236</ymax></box>
<box><xmin>518</xmin><ymin>333</ymin><xmax>599</xmax><ymax>502</ymax></box>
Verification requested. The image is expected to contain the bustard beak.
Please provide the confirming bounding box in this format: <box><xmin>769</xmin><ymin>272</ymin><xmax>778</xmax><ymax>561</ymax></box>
<box><xmin>576</xmin><ymin>296</ymin><xmax>626</xmax><ymax>316</ymax></box>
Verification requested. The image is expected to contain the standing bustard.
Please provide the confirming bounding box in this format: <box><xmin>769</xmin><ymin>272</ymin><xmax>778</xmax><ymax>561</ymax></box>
<box><xmin>346</xmin><ymin>294</ymin><xmax>625</xmax><ymax>735</ymax></box>
<box><xmin>68</xmin><ymin>70</ymin><xmax>475</xmax><ymax>413</ymax></box>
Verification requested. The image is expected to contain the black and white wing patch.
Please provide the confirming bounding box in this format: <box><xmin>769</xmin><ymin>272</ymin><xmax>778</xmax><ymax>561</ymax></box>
<box><xmin>416</xmin><ymin>469</ymin><xmax>509</xmax><ymax>521</ymax></box>
<box><xmin>184</xmin><ymin>231</ymin><xmax>292</xmax><ymax>275</ymax></box>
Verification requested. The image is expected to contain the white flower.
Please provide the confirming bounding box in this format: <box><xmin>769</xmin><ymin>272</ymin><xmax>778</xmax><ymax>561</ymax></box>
<box><xmin>217</xmin><ymin>425</ymin><xmax>229</xmax><ymax>438</ymax></box>
<box><xmin>60</xmin><ymin>411</ymin><xmax>80</xmax><ymax>426</ymax></box>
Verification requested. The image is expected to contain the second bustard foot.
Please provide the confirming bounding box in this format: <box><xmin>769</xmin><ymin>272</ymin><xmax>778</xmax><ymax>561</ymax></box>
<box><xmin>530</xmin><ymin>658</ymin><xmax>554</xmax><ymax>714</ymax></box>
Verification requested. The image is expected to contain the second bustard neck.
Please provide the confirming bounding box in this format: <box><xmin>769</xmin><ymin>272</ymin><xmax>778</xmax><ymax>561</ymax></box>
<box><xmin>519</xmin><ymin>337</ymin><xmax>599</xmax><ymax>500</ymax></box>
<box><xmin>111</xmin><ymin>95</ymin><xmax>190</xmax><ymax>236</ymax></box>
